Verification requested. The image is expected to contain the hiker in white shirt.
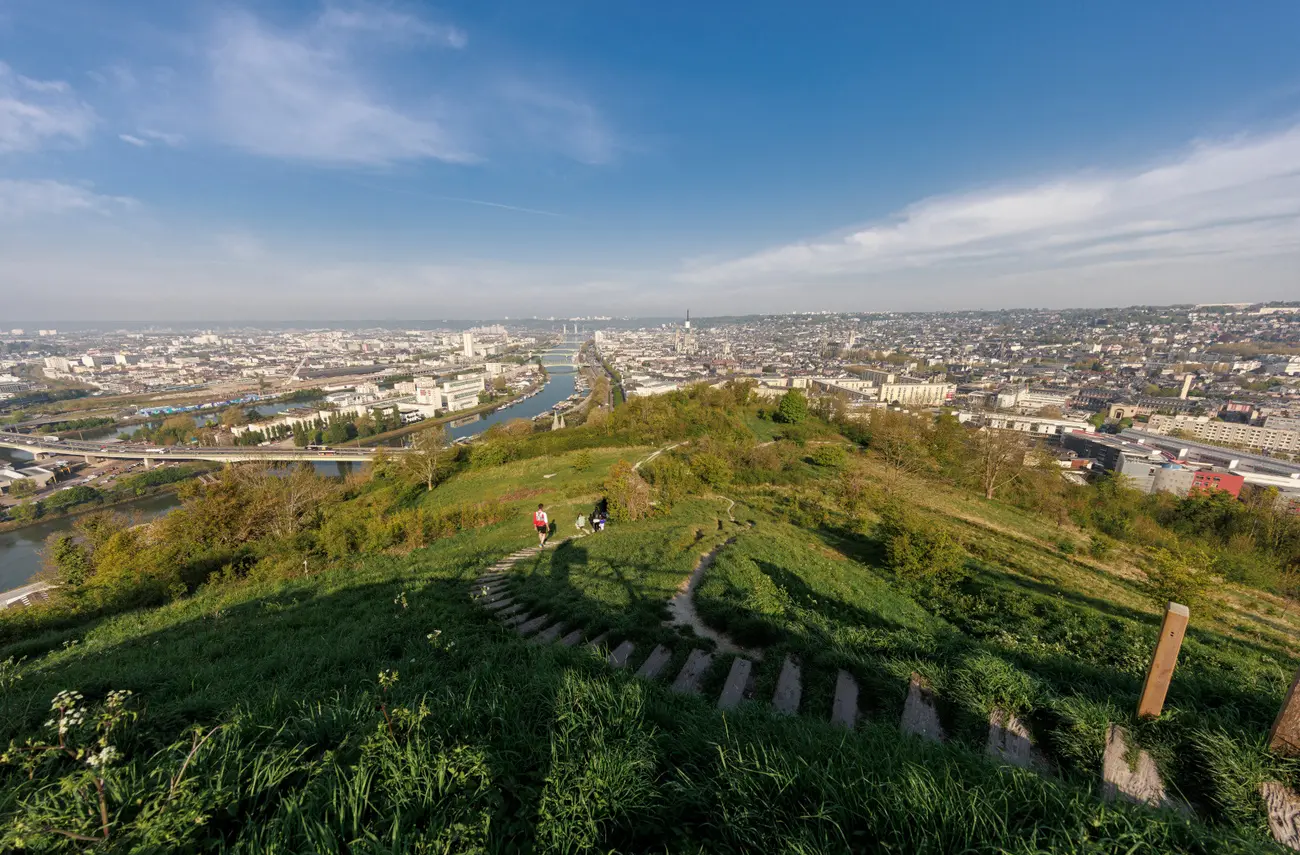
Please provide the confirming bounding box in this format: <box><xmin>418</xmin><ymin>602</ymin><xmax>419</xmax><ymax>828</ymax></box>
<box><xmin>533</xmin><ymin>503</ymin><xmax>549</xmax><ymax>546</ymax></box>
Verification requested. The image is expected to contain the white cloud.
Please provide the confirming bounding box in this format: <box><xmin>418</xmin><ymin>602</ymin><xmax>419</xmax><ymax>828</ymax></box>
<box><xmin>680</xmin><ymin>125</ymin><xmax>1300</xmax><ymax>286</ymax></box>
<box><xmin>0</xmin><ymin>62</ymin><xmax>96</xmax><ymax>153</ymax></box>
<box><xmin>204</xmin><ymin>8</ymin><xmax>472</xmax><ymax>165</ymax></box>
<box><xmin>140</xmin><ymin>128</ymin><xmax>184</xmax><ymax>146</ymax></box>
<box><xmin>119</xmin><ymin>133</ymin><xmax>147</xmax><ymax>147</ymax></box>
<box><xmin>316</xmin><ymin>1</ymin><xmax>467</xmax><ymax>49</ymax></box>
<box><xmin>0</xmin><ymin>179</ymin><xmax>134</xmax><ymax>218</ymax></box>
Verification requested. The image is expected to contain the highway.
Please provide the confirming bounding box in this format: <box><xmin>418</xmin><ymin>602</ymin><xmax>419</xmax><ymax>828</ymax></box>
<box><xmin>0</xmin><ymin>431</ymin><xmax>390</xmax><ymax>464</ymax></box>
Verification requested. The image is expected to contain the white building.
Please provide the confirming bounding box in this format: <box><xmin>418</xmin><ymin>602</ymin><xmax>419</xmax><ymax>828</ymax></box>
<box><xmin>462</xmin><ymin>332</ymin><xmax>475</xmax><ymax>358</ymax></box>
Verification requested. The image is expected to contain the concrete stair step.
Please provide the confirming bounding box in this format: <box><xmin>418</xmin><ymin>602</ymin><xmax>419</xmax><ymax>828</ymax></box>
<box><xmin>485</xmin><ymin>597</ymin><xmax>515</xmax><ymax>612</ymax></box>
<box><xmin>772</xmin><ymin>655</ymin><xmax>802</xmax><ymax>716</ymax></box>
<box><xmin>986</xmin><ymin>709</ymin><xmax>1049</xmax><ymax>772</ymax></box>
<box><xmin>717</xmin><ymin>657</ymin><xmax>753</xmax><ymax>710</ymax></box>
<box><xmin>497</xmin><ymin>603</ymin><xmax>525</xmax><ymax>619</ymax></box>
<box><xmin>559</xmin><ymin>629</ymin><xmax>585</xmax><ymax>647</ymax></box>
<box><xmin>516</xmin><ymin>614</ymin><xmax>550</xmax><ymax>636</ymax></box>
<box><xmin>830</xmin><ymin>670</ymin><xmax>858</xmax><ymax>729</ymax></box>
<box><xmin>901</xmin><ymin>673</ymin><xmax>944</xmax><ymax>742</ymax></box>
<box><xmin>671</xmin><ymin>649</ymin><xmax>713</xmax><ymax>694</ymax></box>
<box><xmin>1260</xmin><ymin>781</ymin><xmax>1300</xmax><ymax>851</ymax></box>
<box><xmin>503</xmin><ymin>610</ymin><xmax>533</xmax><ymax>628</ymax></box>
<box><xmin>1102</xmin><ymin>725</ymin><xmax>1187</xmax><ymax>813</ymax></box>
<box><xmin>608</xmin><ymin>640</ymin><xmax>635</xmax><ymax>668</ymax></box>
<box><xmin>636</xmin><ymin>645</ymin><xmax>672</xmax><ymax>679</ymax></box>
<box><xmin>532</xmin><ymin>622</ymin><xmax>566</xmax><ymax>644</ymax></box>
<box><xmin>585</xmin><ymin>632</ymin><xmax>609</xmax><ymax>652</ymax></box>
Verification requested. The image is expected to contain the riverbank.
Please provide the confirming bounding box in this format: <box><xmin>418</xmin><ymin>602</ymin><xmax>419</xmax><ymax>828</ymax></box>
<box><xmin>340</xmin><ymin>382</ymin><xmax>545</xmax><ymax>448</ymax></box>
<box><xmin>0</xmin><ymin>467</ymin><xmax>212</xmax><ymax>534</ymax></box>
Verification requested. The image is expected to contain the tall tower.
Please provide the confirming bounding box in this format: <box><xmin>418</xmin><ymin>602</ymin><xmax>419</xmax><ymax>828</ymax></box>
<box><xmin>462</xmin><ymin>331</ymin><xmax>474</xmax><ymax>357</ymax></box>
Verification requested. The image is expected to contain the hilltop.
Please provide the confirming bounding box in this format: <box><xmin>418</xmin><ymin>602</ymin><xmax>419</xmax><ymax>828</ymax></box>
<box><xmin>3</xmin><ymin>383</ymin><xmax>1300</xmax><ymax>853</ymax></box>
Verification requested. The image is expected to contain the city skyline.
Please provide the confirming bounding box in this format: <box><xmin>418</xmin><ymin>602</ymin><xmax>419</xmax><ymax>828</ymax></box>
<box><xmin>2</xmin><ymin>1</ymin><xmax>1300</xmax><ymax>319</ymax></box>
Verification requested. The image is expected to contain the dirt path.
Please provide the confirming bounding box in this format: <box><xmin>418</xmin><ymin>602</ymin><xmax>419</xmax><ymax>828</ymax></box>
<box><xmin>666</xmin><ymin>540</ymin><xmax>762</xmax><ymax>659</ymax></box>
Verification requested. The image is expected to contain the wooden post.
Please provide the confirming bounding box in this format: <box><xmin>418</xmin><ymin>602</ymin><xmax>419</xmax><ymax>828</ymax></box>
<box><xmin>1269</xmin><ymin>669</ymin><xmax>1300</xmax><ymax>756</ymax></box>
<box><xmin>1137</xmin><ymin>601</ymin><xmax>1189</xmax><ymax>719</ymax></box>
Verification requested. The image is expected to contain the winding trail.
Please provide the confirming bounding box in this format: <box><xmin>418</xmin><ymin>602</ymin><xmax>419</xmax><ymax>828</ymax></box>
<box><xmin>634</xmin><ymin>442</ymin><xmax>686</xmax><ymax>471</ymax></box>
<box><xmin>666</xmin><ymin>541</ymin><xmax>762</xmax><ymax>659</ymax></box>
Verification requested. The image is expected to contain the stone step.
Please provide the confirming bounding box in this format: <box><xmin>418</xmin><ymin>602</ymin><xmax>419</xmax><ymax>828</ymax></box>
<box><xmin>516</xmin><ymin>614</ymin><xmax>550</xmax><ymax>636</ymax></box>
<box><xmin>532</xmin><ymin>622</ymin><xmax>566</xmax><ymax>644</ymax></box>
<box><xmin>503</xmin><ymin>610</ymin><xmax>533</xmax><ymax>628</ymax></box>
<box><xmin>636</xmin><ymin>645</ymin><xmax>672</xmax><ymax>679</ymax></box>
<box><xmin>559</xmin><ymin>629</ymin><xmax>585</xmax><ymax>647</ymax></box>
<box><xmin>772</xmin><ymin>655</ymin><xmax>802</xmax><ymax>716</ymax></box>
<box><xmin>608</xmin><ymin>640</ymin><xmax>635</xmax><ymax>668</ymax></box>
<box><xmin>485</xmin><ymin>597</ymin><xmax>515</xmax><ymax>612</ymax></box>
<box><xmin>497</xmin><ymin>603</ymin><xmax>525</xmax><ymax>619</ymax></box>
<box><xmin>477</xmin><ymin>573</ymin><xmax>506</xmax><ymax>582</ymax></box>
<box><xmin>479</xmin><ymin>588</ymin><xmax>511</xmax><ymax>603</ymax></box>
<box><xmin>830</xmin><ymin>670</ymin><xmax>858</xmax><ymax>729</ymax></box>
<box><xmin>717</xmin><ymin>657</ymin><xmax>753</xmax><ymax>710</ymax></box>
<box><xmin>585</xmin><ymin>632</ymin><xmax>609</xmax><ymax>652</ymax></box>
<box><xmin>1102</xmin><ymin>725</ymin><xmax>1184</xmax><ymax>812</ymax></box>
<box><xmin>986</xmin><ymin>709</ymin><xmax>1047</xmax><ymax>771</ymax></box>
<box><xmin>671</xmin><ymin>649</ymin><xmax>713</xmax><ymax>694</ymax></box>
<box><xmin>901</xmin><ymin>673</ymin><xmax>944</xmax><ymax>742</ymax></box>
<box><xmin>1260</xmin><ymin>781</ymin><xmax>1300</xmax><ymax>851</ymax></box>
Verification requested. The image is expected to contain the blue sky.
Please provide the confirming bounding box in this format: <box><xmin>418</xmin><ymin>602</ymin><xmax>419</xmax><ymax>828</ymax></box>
<box><xmin>2</xmin><ymin>0</ymin><xmax>1299</xmax><ymax>320</ymax></box>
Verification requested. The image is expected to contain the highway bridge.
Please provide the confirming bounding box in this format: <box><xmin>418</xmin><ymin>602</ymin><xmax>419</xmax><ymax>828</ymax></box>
<box><xmin>0</xmin><ymin>431</ymin><xmax>388</xmax><ymax>465</ymax></box>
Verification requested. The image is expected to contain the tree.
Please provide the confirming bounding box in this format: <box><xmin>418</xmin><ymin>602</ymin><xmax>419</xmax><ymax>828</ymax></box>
<box><xmin>603</xmin><ymin>461</ymin><xmax>653</xmax><ymax>522</ymax></box>
<box><xmin>774</xmin><ymin>389</ymin><xmax>808</xmax><ymax>424</ymax></box>
<box><xmin>689</xmin><ymin>452</ymin><xmax>733</xmax><ymax>487</ymax></box>
<box><xmin>970</xmin><ymin>428</ymin><xmax>1030</xmax><ymax>500</ymax></box>
<box><xmin>868</xmin><ymin>409</ymin><xmax>931</xmax><ymax>493</ymax></box>
<box><xmin>45</xmin><ymin>532</ymin><xmax>93</xmax><ymax>586</ymax></box>
<box><xmin>9</xmin><ymin>478</ymin><xmax>36</xmax><ymax>498</ymax></box>
<box><xmin>403</xmin><ymin>425</ymin><xmax>449</xmax><ymax>491</ymax></box>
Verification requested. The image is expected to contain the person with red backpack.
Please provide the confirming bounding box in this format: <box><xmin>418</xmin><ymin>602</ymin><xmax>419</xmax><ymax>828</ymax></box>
<box><xmin>533</xmin><ymin>503</ymin><xmax>549</xmax><ymax>546</ymax></box>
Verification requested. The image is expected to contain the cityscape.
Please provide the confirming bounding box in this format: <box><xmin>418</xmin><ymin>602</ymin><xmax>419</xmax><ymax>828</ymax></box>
<box><xmin>5</xmin><ymin>0</ymin><xmax>1300</xmax><ymax>851</ymax></box>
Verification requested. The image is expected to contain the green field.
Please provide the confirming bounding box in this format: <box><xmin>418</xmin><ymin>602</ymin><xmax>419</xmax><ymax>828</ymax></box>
<box><xmin>3</xmin><ymin>386</ymin><xmax>1298</xmax><ymax>852</ymax></box>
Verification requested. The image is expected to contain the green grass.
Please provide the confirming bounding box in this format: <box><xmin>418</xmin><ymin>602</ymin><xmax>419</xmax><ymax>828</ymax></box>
<box><xmin>3</xmin><ymin>429</ymin><xmax>1298</xmax><ymax>852</ymax></box>
<box><xmin>507</xmin><ymin>498</ymin><xmax>740</xmax><ymax>649</ymax></box>
<box><xmin>0</xmin><ymin>517</ymin><xmax>1277</xmax><ymax>853</ymax></box>
<box><xmin>689</xmin><ymin>503</ymin><xmax>1300</xmax><ymax>843</ymax></box>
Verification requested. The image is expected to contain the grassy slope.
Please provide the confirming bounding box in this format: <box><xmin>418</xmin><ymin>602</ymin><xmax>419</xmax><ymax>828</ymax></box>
<box><xmin>0</xmin><ymin>442</ymin><xmax>1290</xmax><ymax>852</ymax></box>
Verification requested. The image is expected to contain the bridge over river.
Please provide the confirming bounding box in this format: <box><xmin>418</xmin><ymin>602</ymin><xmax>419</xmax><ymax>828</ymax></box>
<box><xmin>0</xmin><ymin>431</ymin><xmax>388</xmax><ymax>465</ymax></box>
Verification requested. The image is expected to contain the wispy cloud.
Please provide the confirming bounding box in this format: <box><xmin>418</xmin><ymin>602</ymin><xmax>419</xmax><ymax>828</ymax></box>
<box><xmin>0</xmin><ymin>179</ymin><xmax>135</xmax><ymax>218</ymax></box>
<box><xmin>205</xmin><ymin>8</ymin><xmax>472</xmax><ymax>166</ymax></box>
<box><xmin>118</xmin><ymin>128</ymin><xmax>185</xmax><ymax>148</ymax></box>
<box><xmin>316</xmin><ymin>1</ymin><xmax>468</xmax><ymax>49</ymax></box>
<box><xmin>680</xmin><ymin>125</ymin><xmax>1300</xmax><ymax>285</ymax></box>
<box><xmin>0</xmin><ymin>62</ymin><xmax>96</xmax><ymax>153</ymax></box>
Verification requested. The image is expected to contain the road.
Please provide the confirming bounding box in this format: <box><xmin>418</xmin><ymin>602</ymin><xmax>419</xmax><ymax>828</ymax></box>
<box><xmin>0</xmin><ymin>431</ymin><xmax>390</xmax><ymax>464</ymax></box>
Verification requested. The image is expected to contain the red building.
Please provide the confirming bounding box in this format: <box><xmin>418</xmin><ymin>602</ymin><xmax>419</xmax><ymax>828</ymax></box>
<box><xmin>1190</xmin><ymin>470</ymin><xmax>1244</xmax><ymax>498</ymax></box>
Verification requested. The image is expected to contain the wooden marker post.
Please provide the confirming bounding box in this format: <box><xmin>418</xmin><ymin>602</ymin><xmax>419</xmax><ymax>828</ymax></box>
<box><xmin>1269</xmin><ymin>670</ymin><xmax>1300</xmax><ymax>756</ymax></box>
<box><xmin>1137</xmin><ymin>601</ymin><xmax>1189</xmax><ymax>719</ymax></box>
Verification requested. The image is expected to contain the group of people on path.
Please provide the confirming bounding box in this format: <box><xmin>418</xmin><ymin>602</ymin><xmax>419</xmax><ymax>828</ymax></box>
<box><xmin>532</xmin><ymin>502</ymin><xmax>607</xmax><ymax>546</ymax></box>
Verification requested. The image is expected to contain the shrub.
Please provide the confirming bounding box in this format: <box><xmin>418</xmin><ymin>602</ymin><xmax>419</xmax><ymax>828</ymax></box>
<box><xmin>878</xmin><ymin>503</ymin><xmax>967</xmax><ymax>591</ymax></box>
<box><xmin>1145</xmin><ymin>546</ymin><xmax>1219</xmax><ymax>616</ymax></box>
<box><xmin>689</xmin><ymin>452</ymin><xmax>733</xmax><ymax>488</ymax></box>
<box><xmin>810</xmin><ymin>445</ymin><xmax>847</xmax><ymax>468</ymax></box>
<box><xmin>602</xmin><ymin>461</ymin><xmax>653</xmax><ymax>522</ymax></box>
<box><xmin>773</xmin><ymin>390</ymin><xmax>808</xmax><ymax>424</ymax></box>
<box><xmin>43</xmin><ymin>485</ymin><xmax>101</xmax><ymax>512</ymax></box>
<box><xmin>571</xmin><ymin>450</ymin><xmax>592</xmax><ymax>472</ymax></box>
<box><xmin>1088</xmin><ymin>535</ymin><xmax>1113</xmax><ymax>560</ymax></box>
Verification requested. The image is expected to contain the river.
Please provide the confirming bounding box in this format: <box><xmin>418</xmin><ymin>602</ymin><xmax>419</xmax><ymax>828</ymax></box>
<box><xmin>0</xmin><ymin>348</ymin><xmax>582</xmax><ymax>591</ymax></box>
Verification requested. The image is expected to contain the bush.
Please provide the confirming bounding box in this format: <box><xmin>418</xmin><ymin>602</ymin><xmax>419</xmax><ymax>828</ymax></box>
<box><xmin>878</xmin><ymin>503</ymin><xmax>967</xmax><ymax>592</ymax></box>
<box><xmin>43</xmin><ymin>485</ymin><xmax>101</xmax><ymax>512</ymax></box>
<box><xmin>810</xmin><ymin>445</ymin><xmax>847</xmax><ymax>468</ymax></box>
<box><xmin>773</xmin><ymin>390</ymin><xmax>808</xmax><ymax>424</ymax></box>
<box><xmin>689</xmin><ymin>452</ymin><xmax>733</xmax><ymax>488</ymax></box>
<box><xmin>1088</xmin><ymin>535</ymin><xmax>1113</xmax><ymax>560</ymax></box>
